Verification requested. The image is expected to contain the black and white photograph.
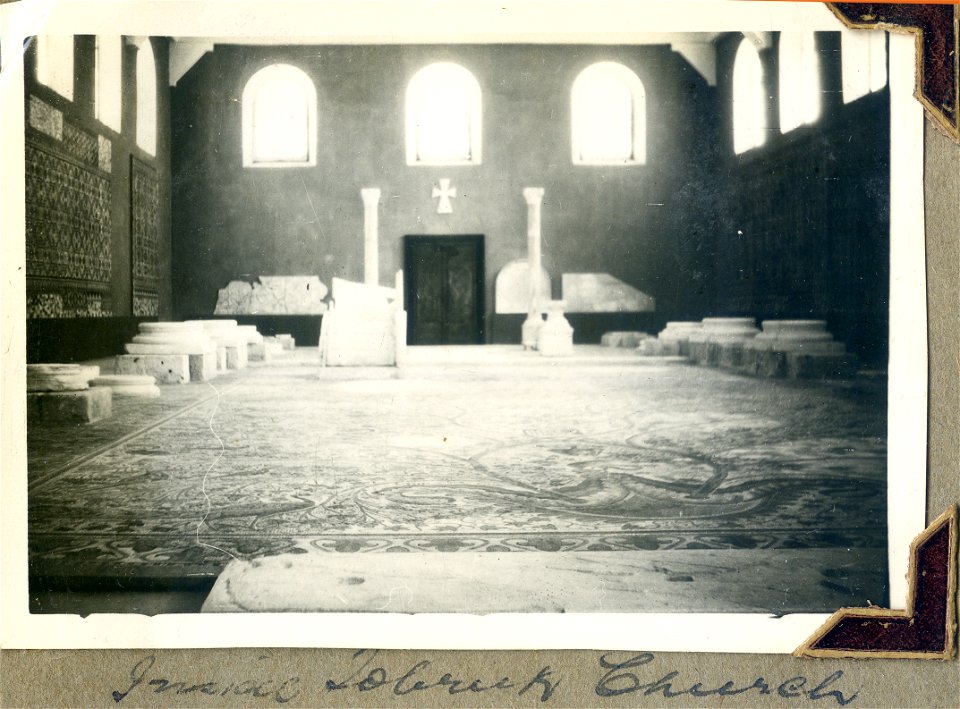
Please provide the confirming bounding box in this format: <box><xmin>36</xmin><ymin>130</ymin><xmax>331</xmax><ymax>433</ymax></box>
<box><xmin>1</xmin><ymin>0</ymin><xmax>929</xmax><ymax>651</ymax></box>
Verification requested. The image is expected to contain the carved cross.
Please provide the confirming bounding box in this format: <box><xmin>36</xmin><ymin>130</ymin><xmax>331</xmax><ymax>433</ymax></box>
<box><xmin>432</xmin><ymin>178</ymin><xmax>457</xmax><ymax>214</ymax></box>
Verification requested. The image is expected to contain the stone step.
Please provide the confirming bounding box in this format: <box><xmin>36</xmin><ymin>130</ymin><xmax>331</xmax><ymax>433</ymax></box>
<box><xmin>201</xmin><ymin>548</ymin><xmax>885</xmax><ymax>614</ymax></box>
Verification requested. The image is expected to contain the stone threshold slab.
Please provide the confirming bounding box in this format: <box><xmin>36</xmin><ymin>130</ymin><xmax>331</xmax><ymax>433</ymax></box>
<box><xmin>201</xmin><ymin>548</ymin><xmax>885</xmax><ymax>615</ymax></box>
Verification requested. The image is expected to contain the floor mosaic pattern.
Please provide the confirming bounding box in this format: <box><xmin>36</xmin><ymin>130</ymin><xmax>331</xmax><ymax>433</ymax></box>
<box><xmin>28</xmin><ymin>347</ymin><xmax>887</xmax><ymax>587</ymax></box>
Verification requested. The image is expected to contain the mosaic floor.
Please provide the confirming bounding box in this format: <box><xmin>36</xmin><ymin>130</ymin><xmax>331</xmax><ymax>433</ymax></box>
<box><xmin>28</xmin><ymin>346</ymin><xmax>888</xmax><ymax>604</ymax></box>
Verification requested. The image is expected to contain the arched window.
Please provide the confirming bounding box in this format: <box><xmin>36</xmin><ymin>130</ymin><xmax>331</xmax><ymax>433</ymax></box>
<box><xmin>242</xmin><ymin>64</ymin><xmax>317</xmax><ymax>168</ymax></box>
<box><xmin>35</xmin><ymin>35</ymin><xmax>74</xmax><ymax>100</ymax></box>
<box><xmin>135</xmin><ymin>39</ymin><xmax>157</xmax><ymax>156</ymax></box>
<box><xmin>778</xmin><ymin>32</ymin><xmax>821</xmax><ymax>133</ymax></box>
<box><xmin>405</xmin><ymin>62</ymin><xmax>481</xmax><ymax>166</ymax></box>
<box><xmin>571</xmin><ymin>62</ymin><xmax>645</xmax><ymax>165</ymax></box>
<box><xmin>732</xmin><ymin>39</ymin><xmax>766</xmax><ymax>154</ymax></box>
<box><xmin>842</xmin><ymin>29</ymin><xmax>887</xmax><ymax>104</ymax></box>
<box><xmin>95</xmin><ymin>36</ymin><xmax>123</xmax><ymax>132</ymax></box>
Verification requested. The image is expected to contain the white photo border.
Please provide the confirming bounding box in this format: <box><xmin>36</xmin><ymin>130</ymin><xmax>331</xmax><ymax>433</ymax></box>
<box><xmin>0</xmin><ymin>0</ymin><xmax>927</xmax><ymax>652</ymax></box>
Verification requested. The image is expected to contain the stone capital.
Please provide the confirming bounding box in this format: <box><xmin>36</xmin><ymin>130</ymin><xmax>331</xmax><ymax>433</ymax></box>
<box><xmin>361</xmin><ymin>188</ymin><xmax>382</xmax><ymax>206</ymax></box>
<box><xmin>522</xmin><ymin>187</ymin><xmax>545</xmax><ymax>206</ymax></box>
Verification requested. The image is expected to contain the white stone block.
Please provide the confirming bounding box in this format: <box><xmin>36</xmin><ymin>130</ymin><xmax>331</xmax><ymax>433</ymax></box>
<box><xmin>91</xmin><ymin>375</ymin><xmax>161</xmax><ymax>397</ymax></box>
<box><xmin>126</xmin><ymin>341</ymin><xmax>217</xmax><ymax>356</ymax></box>
<box><xmin>748</xmin><ymin>320</ymin><xmax>846</xmax><ymax>354</ymax></box>
<box><xmin>521</xmin><ymin>314</ymin><xmax>544</xmax><ymax>350</ymax></box>
<box><xmin>538</xmin><ymin>302</ymin><xmax>574</xmax><ymax>357</ymax></box>
<box><xmin>247</xmin><ymin>342</ymin><xmax>271</xmax><ymax>362</ymax></box>
<box><xmin>27</xmin><ymin>364</ymin><xmax>99</xmax><ymax>392</ymax></box>
<box><xmin>28</xmin><ymin>387</ymin><xmax>112</xmax><ymax>424</ymax></box>
<box><xmin>224</xmin><ymin>344</ymin><xmax>248</xmax><ymax>369</ymax></box>
<box><xmin>237</xmin><ymin>325</ymin><xmax>264</xmax><ymax>344</ymax></box>
<box><xmin>601</xmin><ymin>331</ymin><xmax>650</xmax><ymax>348</ymax></box>
<box><xmin>189</xmin><ymin>351</ymin><xmax>219</xmax><ymax>381</ymax></box>
<box><xmin>115</xmin><ymin>354</ymin><xmax>190</xmax><ymax>384</ymax></box>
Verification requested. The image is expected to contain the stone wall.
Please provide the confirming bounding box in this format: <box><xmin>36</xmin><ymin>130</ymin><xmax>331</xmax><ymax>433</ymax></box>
<box><xmin>24</xmin><ymin>36</ymin><xmax>173</xmax><ymax>361</ymax></box>
<box><xmin>712</xmin><ymin>32</ymin><xmax>891</xmax><ymax>364</ymax></box>
<box><xmin>170</xmin><ymin>44</ymin><xmax>721</xmax><ymax>334</ymax></box>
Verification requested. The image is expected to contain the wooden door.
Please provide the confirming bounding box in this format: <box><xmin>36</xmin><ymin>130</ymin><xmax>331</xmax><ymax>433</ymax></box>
<box><xmin>404</xmin><ymin>235</ymin><xmax>484</xmax><ymax>345</ymax></box>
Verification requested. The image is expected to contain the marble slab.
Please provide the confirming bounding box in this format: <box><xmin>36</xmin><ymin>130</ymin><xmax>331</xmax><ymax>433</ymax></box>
<box><xmin>494</xmin><ymin>259</ymin><xmax>551</xmax><ymax>314</ymax></box>
<box><xmin>214</xmin><ymin>276</ymin><xmax>328</xmax><ymax>315</ymax></box>
<box><xmin>201</xmin><ymin>548</ymin><xmax>885</xmax><ymax>614</ymax></box>
<box><xmin>562</xmin><ymin>273</ymin><xmax>655</xmax><ymax>313</ymax></box>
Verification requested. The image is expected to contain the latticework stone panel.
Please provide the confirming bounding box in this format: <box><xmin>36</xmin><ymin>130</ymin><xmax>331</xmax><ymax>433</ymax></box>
<box><xmin>25</xmin><ymin>141</ymin><xmax>112</xmax><ymax>314</ymax></box>
<box><xmin>131</xmin><ymin>157</ymin><xmax>160</xmax><ymax>317</ymax></box>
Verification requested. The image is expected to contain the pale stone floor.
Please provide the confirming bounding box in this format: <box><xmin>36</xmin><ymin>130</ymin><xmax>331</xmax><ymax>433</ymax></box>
<box><xmin>28</xmin><ymin>346</ymin><xmax>887</xmax><ymax>615</ymax></box>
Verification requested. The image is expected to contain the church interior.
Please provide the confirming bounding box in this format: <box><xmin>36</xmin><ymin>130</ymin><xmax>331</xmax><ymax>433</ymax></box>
<box><xmin>23</xmin><ymin>27</ymin><xmax>892</xmax><ymax>615</ymax></box>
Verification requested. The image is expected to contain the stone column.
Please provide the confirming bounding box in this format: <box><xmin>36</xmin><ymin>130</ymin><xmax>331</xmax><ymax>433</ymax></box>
<box><xmin>361</xmin><ymin>188</ymin><xmax>381</xmax><ymax>287</ymax></box>
<box><xmin>521</xmin><ymin>187</ymin><xmax>545</xmax><ymax>350</ymax></box>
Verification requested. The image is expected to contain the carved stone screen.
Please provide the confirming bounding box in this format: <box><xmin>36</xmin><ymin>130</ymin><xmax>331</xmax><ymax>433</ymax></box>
<box><xmin>131</xmin><ymin>156</ymin><xmax>160</xmax><ymax>317</ymax></box>
<box><xmin>25</xmin><ymin>140</ymin><xmax>112</xmax><ymax>318</ymax></box>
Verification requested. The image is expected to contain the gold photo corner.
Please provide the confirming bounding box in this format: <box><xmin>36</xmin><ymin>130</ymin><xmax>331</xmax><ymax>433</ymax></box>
<box><xmin>795</xmin><ymin>505</ymin><xmax>958</xmax><ymax>660</ymax></box>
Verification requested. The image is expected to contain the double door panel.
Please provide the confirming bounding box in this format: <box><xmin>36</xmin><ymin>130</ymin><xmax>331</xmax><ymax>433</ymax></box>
<box><xmin>405</xmin><ymin>235</ymin><xmax>484</xmax><ymax>345</ymax></box>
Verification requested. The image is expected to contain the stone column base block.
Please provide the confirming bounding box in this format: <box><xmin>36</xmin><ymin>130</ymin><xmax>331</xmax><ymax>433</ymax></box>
<box><xmin>703</xmin><ymin>342</ymin><xmax>724</xmax><ymax>366</ymax></box>
<box><xmin>216</xmin><ymin>347</ymin><xmax>227</xmax><ymax>371</ymax></box>
<box><xmin>115</xmin><ymin>354</ymin><xmax>190</xmax><ymax>384</ymax></box>
<box><xmin>521</xmin><ymin>316</ymin><xmax>543</xmax><ymax>350</ymax></box>
<box><xmin>189</xmin><ymin>351</ymin><xmax>218</xmax><ymax>381</ymax></box>
<box><xmin>745</xmin><ymin>350</ymin><xmax>787</xmax><ymax>378</ymax></box>
<box><xmin>91</xmin><ymin>374</ymin><xmax>161</xmax><ymax>397</ymax></box>
<box><xmin>687</xmin><ymin>340</ymin><xmax>706</xmax><ymax>363</ymax></box>
<box><xmin>247</xmin><ymin>343</ymin><xmax>271</xmax><ymax>362</ymax></box>
<box><xmin>638</xmin><ymin>339</ymin><xmax>663</xmax><ymax>356</ymax></box>
<box><xmin>27</xmin><ymin>364</ymin><xmax>100</xmax><ymax>392</ymax></box>
<box><xmin>538</xmin><ymin>324</ymin><xmax>574</xmax><ymax>357</ymax></box>
<box><xmin>276</xmin><ymin>334</ymin><xmax>296</xmax><ymax>350</ymax></box>
<box><xmin>28</xmin><ymin>387</ymin><xmax>112</xmax><ymax>424</ymax></box>
<box><xmin>787</xmin><ymin>352</ymin><xmax>859</xmax><ymax>380</ymax></box>
<box><xmin>601</xmin><ymin>331</ymin><xmax>650</xmax><ymax>348</ymax></box>
<box><xmin>718</xmin><ymin>342</ymin><xmax>747</xmax><ymax>369</ymax></box>
<box><xmin>224</xmin><ymin>344</ymin><xmax>248</xmax><ymax>369</ymax></box>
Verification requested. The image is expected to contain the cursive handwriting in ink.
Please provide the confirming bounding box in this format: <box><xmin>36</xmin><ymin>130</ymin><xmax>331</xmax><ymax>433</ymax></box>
<box><xmin>112</xmin><ymin>654</ymin><xmax>300</xmax><ymax>704</ymax></box>
<box><xmin>596</xmin><ymin>653</ymin><xmax>859</xmax><ymax>706</ymax></box>
<box><xmin>326</xmin><ymin>649</ymin><xmax>559</xmax><ymax>702</ymax></box>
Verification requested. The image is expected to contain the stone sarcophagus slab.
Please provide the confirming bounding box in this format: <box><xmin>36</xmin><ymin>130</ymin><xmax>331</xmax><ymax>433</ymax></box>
<box><xmin>214</xmin><ymin>276</ymin><xmax>329</xmax><ymax>315</ymax></box>
<box><xmin>495</xmin><ymin>259</ymin><xmax>551</xmax><ymax>315</ymax></box>
<box><xmin>561</xmin><ymin>273</ymin><xmax>655</xmax><ymax>313</ymax></box>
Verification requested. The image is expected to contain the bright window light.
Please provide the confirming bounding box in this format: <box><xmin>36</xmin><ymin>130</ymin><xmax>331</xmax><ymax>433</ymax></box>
<box><xmin>842</xmin><ymin>29</ymin><xmax>887</xmax><ymax>104</ymax></box>
<box><xmin>406</xmin><ymin>62</ymin><xmax>481</xmax><ymax>166</ymax></box>
<box><xmin>35</xmin><ymin>35</ymin><xmax>74</xmax><ymax>100</ymax></box>
<box><xmin>136</xmin><ymin>39</ymin><xmax>157</xmax><ymax>156</ymax></box>
<box><xmin>242</xmin><ymin>64</ymin><xmax>317</xmax><ymax>167</ymax></box>
<box><xmin>572</xmin><ymin>62</ymin><xmax>645</xmax><ymax>165</ymax></box>
<box><xmin>95</xmin><ymin>36</ymin><xmax>123</xmax><ymax>132</ymax></box>
<box><xmin>733</xmin><ymin>38</ymin><xmax>767</xmax><ymax>154</ymax></box>
<box><xmin>778</xmin><ymin>32</ymin><xmax>821</xmax><ymax>133</ymax></box>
